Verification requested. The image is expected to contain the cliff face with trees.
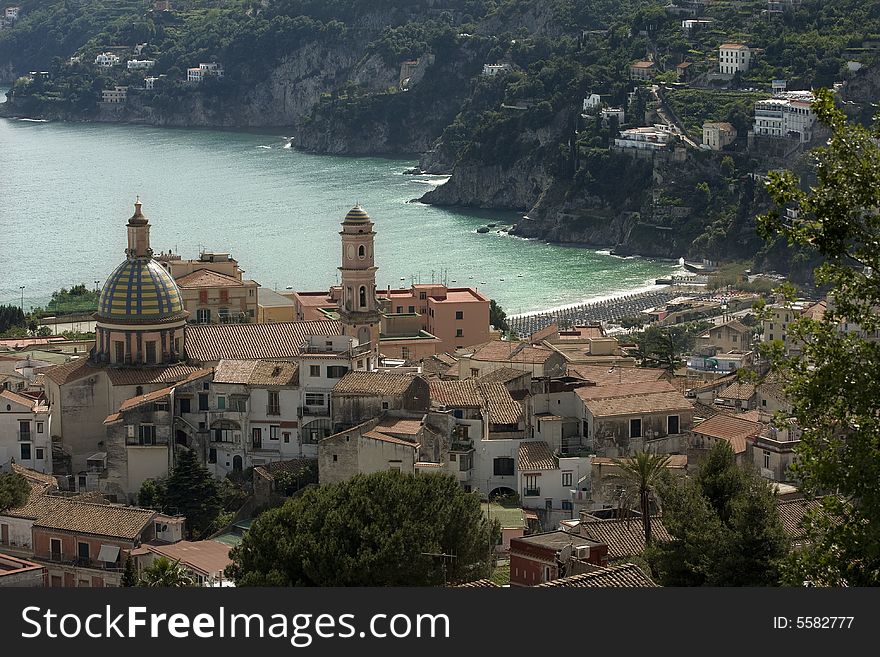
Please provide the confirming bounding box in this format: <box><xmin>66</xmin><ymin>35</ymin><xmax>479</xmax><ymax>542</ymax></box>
<box><xmin>2</xmin><ymin>0</ymin><xmax>879</xmax><ymax>271</ymax></box>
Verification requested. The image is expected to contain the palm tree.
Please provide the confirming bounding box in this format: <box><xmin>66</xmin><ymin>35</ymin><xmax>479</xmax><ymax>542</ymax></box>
<box><xmin>611</xmin><ymin>452</ymin><xmax>671</xmax><ymax>546</ymax></box>
<box><xmin>140</xmin><ymin>556</ymin><xmax>197</xmax><ymax>587</ymax></box>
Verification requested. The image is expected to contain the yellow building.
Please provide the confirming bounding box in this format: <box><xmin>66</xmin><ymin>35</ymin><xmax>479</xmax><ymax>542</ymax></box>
<box><xmin>175</xmin><ymin>269</ymin><xmax>259</xmax><ymax>324</ymax></box>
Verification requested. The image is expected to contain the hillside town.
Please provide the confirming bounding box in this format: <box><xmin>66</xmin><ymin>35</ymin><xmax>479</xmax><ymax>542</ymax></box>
<box><xmin>0</xmin><ymin>195</ymin><xmax>854</xmax><ymax>589</ymax></box>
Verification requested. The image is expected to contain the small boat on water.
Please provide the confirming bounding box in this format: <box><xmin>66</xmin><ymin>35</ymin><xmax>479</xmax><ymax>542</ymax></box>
<box><xmin>476</xmin><ymin>226</ymin><xmax>490</xmax><ymax>234</ymax></box>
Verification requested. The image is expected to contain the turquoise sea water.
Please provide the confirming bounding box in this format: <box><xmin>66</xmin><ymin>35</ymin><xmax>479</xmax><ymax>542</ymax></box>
<box><xmin>0</xmin><ymin>88</ymin><xmax>681</xmax><ymax>315</ymax></box>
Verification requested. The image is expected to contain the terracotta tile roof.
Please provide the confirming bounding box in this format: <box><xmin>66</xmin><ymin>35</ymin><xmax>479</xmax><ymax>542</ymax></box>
<box><xmin>333</xmin><ymin>371</ymin><xmax>417</xmax><ymax>396</ymax></box>
<box><xmin>518</xmin><ymin>441</ymin><xmax>557</xmax><ymax>471</ymax></box>
<box><xmin>527</xmin><ymin>323</ymin><xmax>558</xmax><ymax>344</ymax></box>
<box><xmin>537</xmin><ymin>563</ymin><xmax>658</xmax><ymax>588</ymax></box>
<box><xmin>104</xmin><ymin>364</ymin><xmax>204</xmax><ymax>386</ymax></box>
<box><xmin>757</xmin><ymin>371</ymin><xmax>788</xmax><ymax>402</ymax></box>
<box><xmin>432</xmin><ymin>353</ymin><xmax>458</xmax><ymax>367</ymax></box>
<box><xmin>477</xmin><ymin>367</ymin><xmax>530</xmax><ymax>385</ymax></box>
<box><xmin>247</xmin><ymin>361</ymin><xmax>299</xmax><ymax>386</ymax></box>
<box><xmin>147</xmin><ymin>540</ymin><xmax>232</xmax><ymax>576</ymax></box>
<box><xmin>692</xmin><ymin>413</ymin><xmax>764</xmax><ymax>454</ymax></box>
<box><xmin>454</xmin><ymin>579</ymin><xmax>500</xmax><ymax>588</ymax></box>
<box><xmin>375</xmin><ymin>416</ymin><xmax>423</xmax><ymax>436</ymax></box>
<box><xmin>11</xmin><ymin>464</ymin><xmax>57</xmax><ymax>489</ymax></box>
<box><xmin>470</xmin><ymin>340</ymin><xmax>555</xmax><ymax>364</ymax></box>
<box><xmin>176</xmin><ymin>268</ymin><xmax>246</xmax><ymax>288</ymax></box>
<box><xmin>690</xmin><ymin>373</ymin><xmax>738</xmax><ymax>394</ymax></box>
<box><xmin>582</xmin><ymin>390</ymin><xmax>693</xmax><ymax>418</ymax></box>
<box><xmin>592</xmin><ymin>454</ymin><xmax>687</xmax><ymax>469</ymax></box>
<box><xmin>568</xmin><ymin>364</ymin><xmax>666</xmax><ymax>387</ymax></box>
<box><xmin>801</xmin><ymin>300</ymin><xmax>827</xmax><ymax>321</ymax></box>
<box><xmin>718</xmin><ymin>381</ymin><xmax>757</xmax><ymax>401</ymax></box>
<box><xmin>116</xmin><ymin>369</ymin><xmax>212</xmax><ymax>414</ymax></box>
<box><xmin>185</xmin><ymin>320</ymin><xmax>341</xmax><ymax>362</ymax></box>
<box><xmin>104</xmin><ymin>412</ymin><xmax>122</xmax><ymax>425</ymax></box>
<box><xmin>34</xmin><ymin>501</ymin><xmax>156</xmax><ymax>540</ymax></box>
<box><xmin>719</xmin><ymin>43</ymin><xmax>748</xmax><ymax>49</ymax></box>
<box><xmin>42</xmin><ymin>357</ymin><xmax>91</xmax><ymax>385</ymax></box>
<box><xmin>692</xmin><ymin>400</ymin><xmax>724</xmax><ymax>419</ymax></box>
<box><xmin>429</xmin><ymin>380</ymin><xmax>483</xmax><ymax>408</ymax></box>
<box><xmin>777</xmin><ymin>496</ymin><xmax>824</xmax><ymax>543</ymax></box>
<box><xmin>579</xmin><ymin>516</ymin><xmax>670</xmax><ymax>560</ymax></box>
<box><xmin>557</xmin><ymin>325</ymin><xmax>606</xmax><ymax>340</ymax></box>
<box><xmin>481</xmin><ymin>383</ymin><xmax>523</xmax><ymax>424</ymax></box>
<box><xmin>3</xmin><ymin>491</ymin><xmax>69</xmax><ymax>521</ymax></box>
<box><xmin>575</xmin><ymin>380</ymin><xmax>676</xmax><ymax>400</ymax></box>
<box><xmin>362</xmin><ymin>430</ymin><xmax>419</xmax><ymax>447</ymax></box>
<box><xmin>0</xmin><ymin>388</ymin><xmax>37</xmax><ymax>409</ymax></box>
<box><xmin>631</xmin><ymin>60</ymin><xmax>655</xmax><ymax>67</ymax></box>
<box><xmin>213</xmin><ymin>359</ymin><xmax>259</xmax><ymax>384</ymax></box>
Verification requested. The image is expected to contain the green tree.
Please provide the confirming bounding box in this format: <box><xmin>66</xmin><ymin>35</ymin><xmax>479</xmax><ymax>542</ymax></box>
<box><xmin>140</xmin><ymin>557</ymin><xmax>196</xmax><ymax>588</ymax></box>
<box><xmin>121</xmin><ymin>555</ymin><xmax>139</xmax><ymax>587</ymax></box>
<box><xmin>137</xmin><ymin>478</ymin><xmax>166</xmax><ymax>509</ymax></box>
<box><xmin>758</xmin><ymin>88</ymin><xmax>880</xmax><ymax>586</ymax></box>
<box><xmin>489</xmin><ymin>299</ymin><xmax>509</xmax><ymax>333</ymax></box>
<box><xmin>163</xmin><ymin>450</ymin><xmax>220</xmax><ymax>540</ymax></box>
<box><xmin>633</xmin><ymin>325</ymin><xmax>689</xmax><ymax>373</ymax></box>
<box><xmin>227</xmin><ymin>470</ymin><xmax>500</xmax><ymax>586</ymax></box>
<box><xmin>0</xmin><ymin>472</ymin><xmax>30</xmax><ymax>511</ymax></box>
<box><xmin>646</xmin><ymin>441</ymin><xmax>789</xmax><ymax>586</ymax></box>
<box><xmin>610</xmin><ymin>452</ymin><xmax>670</xmax><ymax>545</ymax></box>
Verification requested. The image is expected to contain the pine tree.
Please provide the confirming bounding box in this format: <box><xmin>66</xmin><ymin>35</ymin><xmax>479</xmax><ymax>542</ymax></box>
<box><xmin>163</xmin><ymin>449</ymin><xmax>220</xmax><ymax>540</ymax></box>
<box><xmin>121</xmin><ymin>555</ymin><xmax>139</xmax><ymax>587</ymax></box>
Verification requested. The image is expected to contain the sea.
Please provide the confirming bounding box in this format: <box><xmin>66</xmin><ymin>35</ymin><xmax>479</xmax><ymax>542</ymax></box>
<box><xmin>0</xmin><ymin>87</ymin><xmax>683</xmax><ymax>316</ymax></box>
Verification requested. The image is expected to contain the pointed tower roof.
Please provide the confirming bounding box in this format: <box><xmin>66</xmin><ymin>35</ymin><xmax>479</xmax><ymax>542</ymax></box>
<box><xmin>128</xmin><ymin>196</ymin><xmax>148</xmax><ymax>226</ymax></box>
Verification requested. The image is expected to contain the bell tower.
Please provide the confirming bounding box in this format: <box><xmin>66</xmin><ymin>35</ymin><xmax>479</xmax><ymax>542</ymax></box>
<box><xmin>338</xmin><ymin>204</ymin><xmax>380</xmax><ymax>365</ymax></box>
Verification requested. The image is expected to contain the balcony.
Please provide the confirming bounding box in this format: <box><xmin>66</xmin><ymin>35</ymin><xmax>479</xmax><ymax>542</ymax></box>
<box><xmin>300</xmin><ymin>405</ymin><xmax>330</xmax><ymax>417</ymax></box>
<box><xmin>40</xmin><ymin>555</ymin><xmax>123</xmax><ymax>572</ymax></box>
<box><xmin>523</xmin><ymin>487</ymin><xmax>541</xmax><ymax>498</ymax></box>
<box><xmin>266</xmin><ymin>404</ymin><xmax>281</xmax><ymax>416</ymax></box>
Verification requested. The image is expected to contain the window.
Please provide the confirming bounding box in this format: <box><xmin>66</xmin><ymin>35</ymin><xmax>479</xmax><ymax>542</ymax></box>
<box><xmin>36</xmin><ymin>422</ymin><xmax>44</xmax><ymax>434</ymax></box>
<box><xmin>208</xmin><ymin>448</ymin><xmax>217</xmax><ymax>464</ymax></box>
<box><xmin>78</xmin><ymin>542</ymin><xmax>90</xmax><ymax>561</ymax></box>
<box><xmin>19</xmin><ymin>420</ymin><xmax>30</xmax><ymax>439</ymax></box>
<box><xmin>305</xmin><ymin>392</ymin><xmax>325</xmax><ymax>407</ymax></box>
<box><xmin>455</xmin><ymin>311</ymin><xmax>463</xmax><ymax>320</ymax></box>
<box><xmin>283</xmin><ymin>432</ymin><xmax>291</xmax><ymax>444</ymax></box>
<box><xmin>358</xmin><ymin>245</ymin><xmax>365</xmax><ymax>258</ymax></box>
<box><xmin>217</xmin><ymin>395</ymin><xmax>226</xmax><ymax>410</ymax></box>
<box><xmin>50</xmin><ymin>538</ymin><xmax>62</xmax><ymax>560</ymax></box>
<box><xmin>396</xmin><ymin>306</ymin><xmax>403</xmax><ymax>313</ymax></box>
<box><xmin>197</xmin><ymin>308</ymin><xmax>211</xmax><ymax>323</ymax></box>
<box><xmin>359</xmin><ymin>286</ymin><xmax>367</xmax><ymax>308</ymax></box>
<box><xmin>154</xmin><ymin>401</ymin><xmax>168</xmax><ymax>412</ymax></box>
<box><xmin>562</xmin><ymin>472</ymin><xmax>572</xmax><ymax>487</ymax></box>
<box><xmin>35</xmin><ymin>448</ymin><xmax>44</xmax><ymax>460</ymax></box>
<box><xmin>270</xmin><ymin>426</ymin><xmax>279</xmax><ymax>441</ymax></box>
<box><xmin>667</xmin><ymin>415</ymin><xmax>680</xmax><ymax>435</ymax></box>
<box><xmin>268</xmin><ymin>390</ymin><xmax>280</xmax><ymax>415</ymax></box>
<box><xmin>138</xmin><ymin>424</ymin><xmax>157</xmax><ymax>445</ymax></box>
<box><xmin>212</xmin><ymin>427</ymin><xmax>234</xmax><ymax>443</ymax></box>
<box><xmin>381</xmin><ymin>401</ymin><xmax>389</xmax><ymax>411</ymax></box>
<box><xmin>199</xmin><ymin>290</ymin><xmax>208</xmax><ymax>304</ymax></box>
<box><xmin>763</xmin><ymin>450</ymin><xmax>771</xmax><ymax>469</ymax></box>
<box><xmin>114</xmin><ymin>341</ymin><xmax>125</xmax><ymax>363</ymax></box>
<box><xmin>135</xmin><ymin>386</ymin><xmax>144</xmax><ymax>397</ymax></box>
<box><xmin>562</xmin><ymin>500</ymin><xmax>573</xmax><ymax>511</ymax></box>
<box><xmin>326</xmin><ymin>366</ymin><xmax>348</xmax><ymax>378</ymax></box>
<box><xmin>493</xmin><ymin>457</ymin><xmax>514</xmax><ymax>476</ymax></box>
<box><xmin>198</xmin><ymin>393</ymin><xmax>209</xmax><ymax>411</ymax></box>
<box><xmin>20</xmin><ymin>443</ymin><xmax>31</xmax><ymax>460</ymax></box>
<box><xmin>401</xmin><ymin>347</ymin><xmax>410</xmax><ymax>360</ymax></box>
<box><xmin>762</xmin><ymin>399</ymin><xmax>767</xmax><ymax>407</ymax></box>
<box><xmin>408</xmin><ymin>305</ymin><xmax>415</xmax><ymax>313</ymax></box>
<box><xmin>419</xmin><ymin>291</ymin><xmax>426</xmax><ymax>300</ymax></box>
<box><xmin>179</xmin><ymin>398</ymin><xmax>191</xmax><ymax>414</ymax></box>
<box><xmin>332</xmin><ymin>454</ymin><xmax>338</xmax><ymax>462</ymax></box>
<box><xmin>252</xmin><ymin>427</ymin><xmax>262</xmax><ymax>448</ymax></box>
<box><xmin>219</xmin><ymin>289</ymin><xmax>229</xmax><ymax>303</ymax></box>
<box><xmin>309</xmin><ymin>365</ymin><xmax>320</xmax><ymax>377</ymax></box>
<box><xmin>145</xmin><ymin>340</ymin><xmax>157</xmax><ymax>364</ymax></box>
<box><xmin>629</xmin><ymin>418</ymin><xmax>642</xmax><ymax>438</ymax></box>
<box><xmin>524</xmin><ymin>474</ymin><xmax>539</xmax><ymax>495</ymax></box>
<box><xmin>456</xmin><ymin>329</ymin><xmax>463</xmax><ymax>337</ymax></box>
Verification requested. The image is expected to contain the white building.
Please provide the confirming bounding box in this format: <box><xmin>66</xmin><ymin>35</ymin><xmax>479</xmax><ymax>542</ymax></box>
<box><xmin>613</xmin><ymin>125</ymin><xmax>676</xmax><ymax>151</ymax></box>
<box><xmin>94</xmin><ymin>52</ymin><xmax>120</xmax><ymax>68</ymax></box>
<box><xmin>772</xmin><ymin>79</ymin><xmax>787</xmax><ymax>94</ymax></box>
<box><xmin>753</xmin><ymin>91</ymin><xmax>816</xmax><ymax>143</ymax></box>
<box><xmin>0</xmin><ymin>389</ymin><xmax>52</xmax><ymax>474</ymax></box>
<box><xmin>144</xmin><ymin>76</ymin><xmax>158</xmax><ymax>90</ymax></box>
<box><xmin>702</xmin><ymin>121</ymin><xmax>737</xmax><ymax>150</ymax></box>
<box><xmin>681</xmin><ymin>19</ymin><xmax>713</xmax><ymax>33</ymax></box>
<box><xmin>582</xmin><ymin>93</ymin><xmax>602</xmax><ymax>112</ymax></box>
<box><xmin>4</xmin><ymin>6</ymin><xmax>19</xmax><ymax>20</ymax></box>
<box><xmin>127</xmin><ymin>59</ymin><xmax>155</xmax><ymax>71</ymax></box>
<box><xmin>482</xmin><ymin>63</ymin><xmax>512</xmax><ymax>77</ymax></box>
<box><xmin>718</xmin><ymin>43</ymin><xmax>751</xmax><ymax>75</ymax></box>
<box><xmin>187</xmin><ymin>62</ymin><xmax>224</xmax><ymax>83</ymax></box>
<box><xmin>101</xmin><ymin>86</ymin><xmax>128</xmax><ymax>103</ymax></box>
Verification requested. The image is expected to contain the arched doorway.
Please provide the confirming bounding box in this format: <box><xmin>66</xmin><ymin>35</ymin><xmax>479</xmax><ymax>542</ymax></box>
<box><xmin>232</xmin><ymin>455</ymin><xmax>243</xmax><ymax>473</ymax></box>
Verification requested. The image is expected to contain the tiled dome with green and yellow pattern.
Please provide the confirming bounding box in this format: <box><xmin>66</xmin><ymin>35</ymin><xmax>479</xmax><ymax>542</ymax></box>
<box><xmin>97</xmin><ymin>258</ymin><xmax>186</xmax><ymax>324</ymax></box>
<box><xmin>342</xmin><ymin>204</ymin><xmax>371</xmax><ymax>224</ymax></box>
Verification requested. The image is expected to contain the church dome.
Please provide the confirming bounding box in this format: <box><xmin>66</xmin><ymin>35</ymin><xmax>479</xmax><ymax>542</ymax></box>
<box><xmin>97</xmin><ymin>258</ymin><xmax>186</xmax><ymax>324</ymax></box>
<box><xmin>342</xmin><ymin>204</ymin><xmax>371</xmax><ymax>224</ymax></box>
